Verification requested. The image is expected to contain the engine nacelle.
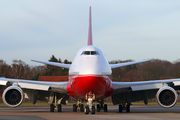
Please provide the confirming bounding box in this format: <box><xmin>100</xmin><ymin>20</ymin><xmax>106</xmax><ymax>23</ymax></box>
<box><xmin>156</xmin><ymin>85</ymin><xmax>178</xmax><ymax>108</ymax></box>
<box><xmin>2</xmin><ymin>85</ymin><xmax>24</xmax><ymax>108</ymax></box>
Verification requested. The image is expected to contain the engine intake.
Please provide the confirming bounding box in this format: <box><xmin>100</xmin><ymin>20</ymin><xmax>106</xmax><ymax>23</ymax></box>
<box><xmin>2</xmin><ymin>85</ymin><xmax>24</xmax><ymax>108</ymax></box>
<box><xmin>156</xmin><ymin>85</ymin><xmax>178</xmax><ymax>108</ymax></box>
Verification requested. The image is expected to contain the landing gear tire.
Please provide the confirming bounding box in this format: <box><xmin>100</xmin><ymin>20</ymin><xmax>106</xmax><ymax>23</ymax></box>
<box><xmin>80</xmin><ymin>104</ymin><xmax>84</xmax><ymax>112</ymax></box>
<box><xmin>126</xmin><ymin>104</ymin><xmax>130</xmax><ymax>113</ymax></box>
<box><xmin>91</xmin><ymin>106</ymin><xmax>95</xmax><ymax>114</ymax></box>
<box><xmin>119</xmin><ymin>105</ymin><xmax>122</xmax><ymax>112</ymax></box>
<box><xmin>97</xmin><ymin>104</ymin><xmax>100</xmax><ymax>112</ymax></box>
<box><xmin>50</xmin><ymin>104</ymin><xmax>54</xmax><ymax>112</ymax></box>
<box><xmin>104</xmin><ymin>104</ymin><xmax>107</xmax><ymax>112</ymax></box>
<box><xmin>73</xmin><ymin>104</ymin><xmax>77</xmax><ymax>112</ymax></box>
<box><xmin>84</xmin><ymin>106</ymin><xmax>89</xmax><ymax>114</ymax></box>
<box><xmin>57</xmin><ymin>104</ymin><xmax>62</xmax><ymax>112</ymax></box>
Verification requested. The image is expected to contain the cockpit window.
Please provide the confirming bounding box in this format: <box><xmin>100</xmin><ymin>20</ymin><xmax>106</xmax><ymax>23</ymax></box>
<box><xmin>81</xmin><ymin>51</ymin><xmax>90</xmax><ymax>55</ymax></box>
<box><xmin>91</xmin><ymin>51</ymin><xmax>100</xmax><ymax>55</ymax></box>
<box><xmin>81</xmin><ymin>51</ymin><xmax>100</xmax><ymax>55</ymax></box>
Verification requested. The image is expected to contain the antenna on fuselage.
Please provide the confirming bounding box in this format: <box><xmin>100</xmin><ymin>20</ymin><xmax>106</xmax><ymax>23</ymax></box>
<box><xmin>88</xmin><ymin>6</ymin><xmax>92</xmax><ymax>46</ymax></box>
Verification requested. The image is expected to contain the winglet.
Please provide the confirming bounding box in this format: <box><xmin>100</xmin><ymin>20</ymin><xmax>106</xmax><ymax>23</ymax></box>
<box><xmin>88</xmin><ymin>6</ymin><xmax>92</xmax><ymax>45</ymax></box>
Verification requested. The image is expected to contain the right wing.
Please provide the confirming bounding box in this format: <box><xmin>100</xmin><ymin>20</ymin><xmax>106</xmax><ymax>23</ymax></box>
<box><xmin>112</xmin><ymin>78</ymin><xmax>180</xmax><ymax>107</ymax></box>
<box><xmin>110</xmin><ymin>60</ymin><xmax>149</xmax><ymax>69</ymax></box>
<box><xmin>31</xmin><ymin>59</ymin><xmax>71</xmax><ymax>69</ymax></box>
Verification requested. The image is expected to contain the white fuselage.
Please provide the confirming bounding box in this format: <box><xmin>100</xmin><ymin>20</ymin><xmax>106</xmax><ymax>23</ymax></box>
<box><xmin>69</xmin><ymin>46</ymin><xmax>112</xmax><ymax>76</ymax></box>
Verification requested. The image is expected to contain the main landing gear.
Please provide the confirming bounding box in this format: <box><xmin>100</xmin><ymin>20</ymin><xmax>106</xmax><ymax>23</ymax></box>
<box><xmin>49</xmin><ymin>92</ymin><xmax>65</xmax><ymax>112</ymax></box>
<box><xmin>96</xmin><ymin>100</ymin><xmax>107</xmax><ymax>112</ymax></box>
<box><xmin>118</xmin><ymin>104</ymin><xmax>131</xmax><ymax>113</ymax></box>
<box><xmin>73</xmin><ymin>100</ymin><xmax>84</xmax><ymax>112</ymax></box>
<box><xmin>50</xmin><ymin>104</ymin><xmax>62</xmax><ymax>112</ymax></box>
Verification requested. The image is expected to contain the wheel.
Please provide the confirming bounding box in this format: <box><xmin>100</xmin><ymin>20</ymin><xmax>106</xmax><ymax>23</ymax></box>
<box><xmin>73</xmin><ymin>104</ymin><xmax>77</xmax><ymax>112</ymax></box>
<box><xmin>57</xmin><ymin>104</ymin><xmax>62</xmax><ymax>112</ymax></box>
<box><xmin>50</xmin><ymin>104</ymin><xmax>54</xmax><ymax>112</ymax></box>
<box><xmin>126</xmin><ymin>104</ymin><xmax>130</xmax><ymax>113</ymax></box>
<box><xmin>97</xmin><ymin>104</ymin><xmax>100</xmax><ymax>112</ymax></box>
<box><xmin>91</xmin><ymin>106</ymin><xmax>95</xmax><ymax>114</ymax></box>
<box><xmin>104</xmin><ymin>104</ymin><xmax>107</xmax><ymax>112</ymax></box>
<box><xmin>80</xmin><ymin>104</ymin><xmax>84</xmax><ymax>112</ymax></box>
<box><xmin>119</xmin><ymin>105</ymin><xmax>122</xmax><ymax>112</ymax></box>
<box><xmin>84</xmin><ymin>106</ymin><xmax>89</xmax><ymax>114</ymax></box>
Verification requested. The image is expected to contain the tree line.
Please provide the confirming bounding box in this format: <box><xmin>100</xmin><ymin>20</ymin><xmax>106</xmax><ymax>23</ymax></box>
<box><xmin>0</xmin><ymin>55</ymin><xmax>180</xmax><ymax>82</ymax></box>
<box><xmin>110</xmin><ymin>59</ymin><xmax>180</xmax><ymax>82</ymax></box>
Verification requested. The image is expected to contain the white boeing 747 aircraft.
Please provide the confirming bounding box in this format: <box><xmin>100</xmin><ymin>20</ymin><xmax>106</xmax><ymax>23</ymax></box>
<box><xmin>1</xmin><ymin>7</ymin><xmax>180</xmax><ymax>114</ymax></box>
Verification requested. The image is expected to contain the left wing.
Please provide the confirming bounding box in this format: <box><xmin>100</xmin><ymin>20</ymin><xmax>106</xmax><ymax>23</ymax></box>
<box><xmin>0</xmin><ymin>76</ymin><xmax>68</xmax><ymax>107</ymax></box>
<box><xmin>110</xmin><ymin>60</ymin><xmax>149</xmax><ymax>69</ymax></box>
<box><xmin>0</xmin><ymin>77</ymin><xmax>67</xmax><ymax>93</ymax></box>
<box><xmin>112</xmin><ymin>78</ymin><xmax>180</xmax><ymax>108</ymax></box>
<box><xmin>31</xmin><ymin>59</ymin><xmax>71</xmax><ymax>69</ymax></box>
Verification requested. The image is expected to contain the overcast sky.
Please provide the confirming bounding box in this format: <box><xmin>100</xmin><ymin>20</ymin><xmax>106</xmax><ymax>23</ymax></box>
<box><xmin>1</xmin><ymin>0</ymin><xmax>180</xmax><ymax>66</ymax></box>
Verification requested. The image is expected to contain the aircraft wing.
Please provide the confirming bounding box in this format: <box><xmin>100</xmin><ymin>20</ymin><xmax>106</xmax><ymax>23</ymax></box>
<box><xmin>110</xmin><ymin>60</ymin><xmax>149</xmax><ymax>69</ymax></box>
<box><xmin>0</xmin><ymin>76</ymin><xmax>69</xmax><ymax>107</ymax></box>
<box><xmin>0</xmin><ymin>77</ymin><xmax>68</xmax><ymax>94</ymax></box>
<box><xmin>31</xmin><ymin>59</ymin><xmax>71</xmax><ymax>69</ymax></box>
<box><xmin>112</xmin><ymin>78</ymin><xmax>180</xmax><ymax>105</ymax></box>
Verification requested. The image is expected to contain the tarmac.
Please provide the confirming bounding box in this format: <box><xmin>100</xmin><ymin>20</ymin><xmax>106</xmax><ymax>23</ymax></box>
<box><xmin>0</xmin><ymin>105</ymin><xmax>180</xmax><ymax>120</ymax></box>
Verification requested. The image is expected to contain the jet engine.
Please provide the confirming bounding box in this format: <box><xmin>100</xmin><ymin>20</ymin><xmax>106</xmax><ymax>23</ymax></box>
<box><xmin>2</xmin><ymin>85</ymin><xmax>24</xmax><ymax>108</ymax></box>
<box><xmin>156</xmin><ymin>85</ymin><xmax>178</xmax><ymax>108</ymax></box>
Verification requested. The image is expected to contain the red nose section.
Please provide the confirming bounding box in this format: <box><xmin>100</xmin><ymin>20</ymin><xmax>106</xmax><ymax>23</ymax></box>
<box><xmin>67</xmin><ymin>75</ymin><xmax>112</xmax><ymax>99</ymax></box>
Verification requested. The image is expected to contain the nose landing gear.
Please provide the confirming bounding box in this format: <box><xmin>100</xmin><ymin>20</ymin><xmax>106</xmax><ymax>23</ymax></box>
<box><xmin>84</xmin><ymin>93</ymin><xmax>95</xmax><ymax>114</ymax></box>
